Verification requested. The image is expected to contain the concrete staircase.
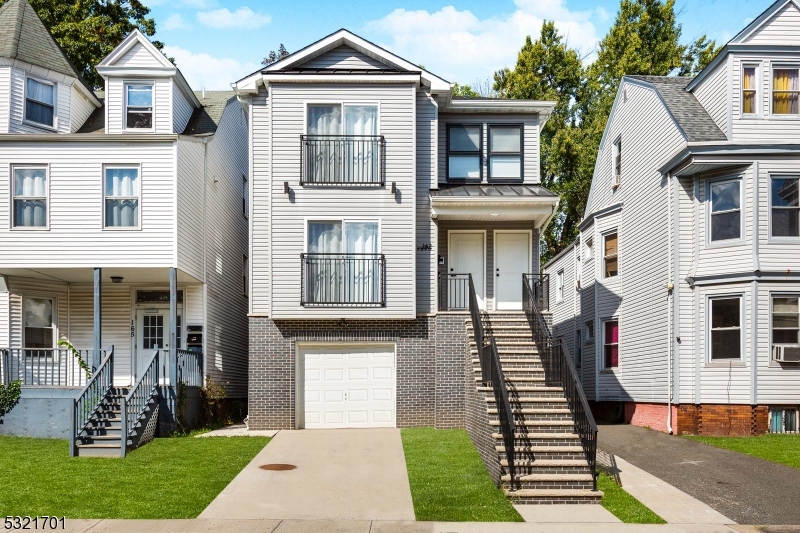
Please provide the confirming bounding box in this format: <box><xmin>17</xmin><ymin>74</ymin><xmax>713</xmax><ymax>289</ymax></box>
<box><xmin>468</xmin><ymin>313</ymin><xmax>602</xmax><ymax>504</ymax></box>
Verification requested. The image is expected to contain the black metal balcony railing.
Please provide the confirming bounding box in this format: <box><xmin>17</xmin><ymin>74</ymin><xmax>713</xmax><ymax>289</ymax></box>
<box><xmin>301</xmin><ymin>253</ymin><xmax>386</xmax><ymax>307</ymax></box>
<box><xmin>438</xmin><ymin>272</ymin><xmax>470</xmax><ymax>311</ymax></box>
<box><xmin>300</xmin><ymin>135</ymin><xmax>385</xmax><ymax>185</ymax></box>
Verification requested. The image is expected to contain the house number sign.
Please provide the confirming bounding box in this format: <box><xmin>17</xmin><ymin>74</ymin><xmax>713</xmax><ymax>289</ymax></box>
<box><xmin>416</xmin><ymin>243</ymin><xmax>432</xmax><ymax>251</ymax></box>
<box><xmin>130</xmin><ymin>320</ymin><xmax>135</xmax><ymax>338</ymax></box>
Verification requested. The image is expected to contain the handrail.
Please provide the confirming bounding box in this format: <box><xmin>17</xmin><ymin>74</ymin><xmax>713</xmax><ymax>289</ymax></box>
<box><xmin>523</xmin><ymin>274</ymin><xmax>598</xmax><ymax>490</ymax></box>
<box><xmin>176</xmin><ymin>349</ymin><xmax>203</xmax><ymax>387</ymax></box>
<box><xmin>438</xmin><ymin>272</ymin><xmax>470</xmax><ymax>311</ymax></box>
<box><xmin>300</xmin><ymin>134</ymin><xmax>385</xmax><ymax>186</ymax></box>
<box><xmin>466</xmin><ymin>274</ymin><xmax>516</xmax><ymax>489</ymax></box>
<box><xmin>70</xmin><ymin>346</ymin><xmax>114</xmax><ymax>457</ymax></box>
<box><xmin>300</xmin><ymin>253</ymin><xmax>386</xmax><ymax>307</ymax></box>
<box><xmin>121</xmin><ymin>349</ymin><xmax>160</xmax><ymax>458</ymax></box>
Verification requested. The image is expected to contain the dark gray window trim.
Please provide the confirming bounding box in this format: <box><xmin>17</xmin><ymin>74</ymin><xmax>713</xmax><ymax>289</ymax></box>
<box><xmin>707</xmin><ymin>293</ymin><xmax>744</xmax><ymax>362</ymax></box>
<box><xmin>446</xmin><ymin>123</ymin><xmax>483</xmax><ymax>183</ymax></box>
<box><xmin>706</xmin><ymin>175</ymin><xmax>744</xmax><ymax>246</ymax></box>
<box><xmin>768</xmin><ymin>173</ymin><xmax>800</xmax><ymax>241</ymax></box>
<box><xmin>487</xmin><ymin>123</ymin><xmax>523</xmax><ymax>183</ymax></box>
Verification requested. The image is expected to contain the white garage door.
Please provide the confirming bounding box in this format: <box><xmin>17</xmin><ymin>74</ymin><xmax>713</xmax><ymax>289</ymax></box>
<box><xmin>301</xmin><ymin>345</ymin><xmax>396</xmax><ymax>429</ymax></box>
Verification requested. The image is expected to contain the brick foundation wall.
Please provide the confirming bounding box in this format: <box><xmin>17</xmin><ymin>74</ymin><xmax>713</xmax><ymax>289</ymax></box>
<box><xmin>624</xmin><ymin>402</ymin><xmax>677</xmax><ymax>433</ymax></box>
<box><xmin>249</xmin><ymin>315</ymin><xmax>471</xmax><ymax>430</ymax></box>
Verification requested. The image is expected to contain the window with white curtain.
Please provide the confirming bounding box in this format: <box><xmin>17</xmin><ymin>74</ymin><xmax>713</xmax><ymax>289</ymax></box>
<box><xmin>25</xmin><ymin>77</ymin><xmax>55</xmax><ymax>127</ymax></box>
<box><xmin>104</xmin><ymin>167</ymin><xmax>140</xmax><ymax>228</ymax></box>
<box><xmin>12</xmin><ymin>166</ymin><xmax>48</xmax><ymax>228</ymax></box>
<box><xmin>126</xmin><ymin>83</ymin><xmax>153</xmax><ymax>129</ymax></box>
<box><xmin>306</xmin><ymin>104</ymin><xmax>379</xmax><ymax>183</ymax></box>
<box><xmin>306</xmin><ymin>220</ymin><xmax>381</xmax><ymax>304</ymax></box>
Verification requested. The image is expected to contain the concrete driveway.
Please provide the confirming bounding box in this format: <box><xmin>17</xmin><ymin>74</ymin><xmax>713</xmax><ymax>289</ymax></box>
<box><xmin>599</xmin><ymin>424</ymin><xmax>800</xmax><ymax>525</ymax></box>
<box><xmin>199</xmin><ymin>428</ymin><xmax>416</xmax><ymax>521</ymax></box>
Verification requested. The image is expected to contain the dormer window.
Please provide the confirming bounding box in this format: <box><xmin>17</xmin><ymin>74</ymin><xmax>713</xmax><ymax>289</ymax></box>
<box><xmin>125</xmin><ymin>83</ymin><xmax>153</xmax><ymax>129</ymax></box>
<box><xmin>772</xmin><ymin>68</ymin><xmax>799</xmax><ymax>115</ymax></box>
<box><xmin>25</xmin><ymin>77</ymin><xmax>55</xmax><ymax>128</ymax></box>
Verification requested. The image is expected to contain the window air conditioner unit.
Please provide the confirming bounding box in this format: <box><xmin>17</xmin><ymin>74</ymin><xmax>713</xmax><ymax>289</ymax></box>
<box><xmin>773</xmin><ymin>345</ymin><xmax>800</xmax><ymax>363</ymax></box>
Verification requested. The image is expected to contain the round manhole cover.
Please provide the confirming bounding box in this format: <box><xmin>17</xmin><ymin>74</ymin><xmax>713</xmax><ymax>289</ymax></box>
<box><xmin>259</xmin><ymin>464</ymin><xmax>297</xmax><ymax>471</ymax></box>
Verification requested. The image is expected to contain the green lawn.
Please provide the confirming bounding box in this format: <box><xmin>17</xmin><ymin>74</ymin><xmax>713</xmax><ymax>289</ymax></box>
<box><xmin>685</xmin><ymin>433</ymin><xmax>800</xmax><ymax>469</ymax></box>
<box><xmin>0</xmin><ymin>435</ymin><xmax>269</xmax><ymax>518</ymax></box>
<box><xmin>598</xmin><ymin>473</ymin><xmax>666</xmax><ymax>524</ymax></box>
<box><xmin>401</xmin><ymin>428</ymin><xmax>522</xmax><ymax>522</ymax></box>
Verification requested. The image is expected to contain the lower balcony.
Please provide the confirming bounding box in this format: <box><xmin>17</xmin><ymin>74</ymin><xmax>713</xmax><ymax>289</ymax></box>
<box><xmin>300</xmin><ymin>253</ymin><xmax>386</xmax><ymax>307</ymax></box>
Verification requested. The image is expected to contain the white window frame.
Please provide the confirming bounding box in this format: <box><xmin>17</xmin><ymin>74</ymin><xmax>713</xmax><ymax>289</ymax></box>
<box><xmin>602</xmin><ymin>318</ymin><xmax>619</xmax><ymax>370</ymax></box>
<box><xmin>707</xmin><ymin>294</ymin><xmax>744</xmax><ymax>363</ymax></box>
<box><xmin>242</xmin><ymin>174</ymin><xmax>249</xmax><ymax>219</ymax></box>
<box><xmin>769</xmin><ymin>64</ymin><xmax>800</xmax><ymax>117</ymax></box>
<box><xmin>555</xmin><ymin>270</ymin><xmax>564</xmax><ymax>302</ymax></box>
<box><xmin>10</xmin><ymin>164</ymin><xmax>50</xmax><ymax>230</ymax></box>
<box><xmin>303</xmin><ymin>218</ymin><xmax>382</xmax><ymax>254</ymax></box>
<box><xmin>603</xmin><ymin>231</ymin><xmax>618</xmax><ymax>279</ymax></box>
<box><xmin>303</xmin><ymin>101</ymin><xmax>382</xmax><ymax>136</ymax></box>
<box><xmin>707</xmin><ymin>176</ymin><xmax>743</xmax><ymax>246</ymax></box>
<box><xmin>768</xmin><ymin>174</ymin><xmax>800</xmax><ymax>241</ymax></box>
<box><xmin>22</xmin><ymin>295</ymin><xmax>57</xmax><ymax>350</ymax></box>
<box><xmin>243</xmin><ymin>255</ymin><xmax>249</xmax><ymax>297</ymax></box>
<box><xmin>585</xmin><ymin>320</ymin><xmax>594</xmax><ymax>341</ymax></box>
<box><xmin>611</xmin><ymin>137</ymin><xmax>622</xmax><ymax>188</ymax></box>
<box><xmin>740</xmin><ymin>63</ymin><xmax>760</xmax><ymax>117</ymax></box>
<box><xmin>102</xmin><ymin>164</ymin><xmax>142</xmax><ymax>230</ymax></box>
<box><xmin>583</xmin><ymin>238</ymin><xmax>593</xmax><ymax>261</ymax></box>
<box><xmin>770</xmin><ymin>294</ymin><xmax>800</xmax><ymax>351</ymax></box>
<box><xmin>23</xmin><ymin>75</ymin><xmax>57</xmax><ymax>130</ymax></box>
<box><xmin>123</xmin><ymin>81</ymin><xmax>155</xmax><ymax>132</ymax></box>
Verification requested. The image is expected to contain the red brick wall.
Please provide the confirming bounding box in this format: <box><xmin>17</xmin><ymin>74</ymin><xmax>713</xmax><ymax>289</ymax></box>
<box><xmin>622</xmin><ymin>402</ymin><xmax>677</xmax><ymax>433</ymax></box>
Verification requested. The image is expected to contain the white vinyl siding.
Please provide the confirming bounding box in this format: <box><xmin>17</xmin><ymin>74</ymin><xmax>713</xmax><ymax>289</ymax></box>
<box><xmin>0</xmin><ymin>290</ymin><xmax>8</xmax><ymax>347</ymax></box>
<box><xmin>677</xmin><ymin>178</ymin><xmax>696</xmax><ymax>404</ymax></box>
<box><xmin>266</xmin><ymin>83</ymin><xmax>416</xmax><ymax>319</ymax></box>
<box><xmin>741</xmin><ymin>2</ymin><xmax>800</xmax><ymax>45</ymax></box>
<box><xmin>438</xmin><ymin>113</ymin><xmax>540</xmax><ymax>185</ymax></box>
<box><xmin>69</xmin><ymin>85</ymin><xmax>96</xmax><ymax>133</ymax></box>
<box><xmin>0</xmin><ymin>67</ymin><xmax>10</xmax><ymax>133</ymax></box>
<box><xmin>693</xmin><ymin>59</ymin><xmax>729</xmax><ymax>133</ymax></box>
<box><xmin>0</xmin><ymin>142</ymin><xmax>176</xmax><ymax>266</ymax></box>
<box><xmin>300</xmin><ymin>45</ymin><xmax>390</xmax><ymax>70</ymax></box>
<box><xmin>757</xmin><ymin>284</ymin><xmax>800</xmax><ymax>404</ymax></box>
<box><xmin>416</xmin><ymin>90</ymin><xmax>437</xmax><ymax>314</ymax></box>
<box><xmin>546</xmin><ymin>243</ymin><xmax>578</xmax><ymax>368</ymax></box>
<box><xmin>172</xmin><ymin>80</ymin><xmax>194</xmax><ymax>134</ymax></box>
<box><xmin>114</xmin><ymin>42</ymin><xmax>166</xmax><ymax>68</ymax></box>
<box><xmin>250</xmin><ymin>87</ymin><xmax>270</xmax><ymax>314</ymax></box>
<box><xmin>176</xmin><ymin>139</ymin><xmax>205</xmax><ymax>281</ymax></box>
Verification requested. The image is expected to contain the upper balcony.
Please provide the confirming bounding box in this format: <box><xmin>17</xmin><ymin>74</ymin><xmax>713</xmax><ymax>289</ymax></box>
<box><xmin>300</xmin><ymin>134</ymin><xmax>385</xmax><ymax>186</ymax></box>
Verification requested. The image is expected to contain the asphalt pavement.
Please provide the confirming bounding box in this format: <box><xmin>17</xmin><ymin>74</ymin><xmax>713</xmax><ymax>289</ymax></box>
<box><xmin>598</xmin><ymin>424</ymin><xmax>800</xmax><ymax>525</ymax></box>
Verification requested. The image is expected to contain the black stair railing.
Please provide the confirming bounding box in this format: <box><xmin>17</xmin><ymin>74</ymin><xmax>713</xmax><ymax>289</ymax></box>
<box><xmin>70</xmin><ymin>346</ymin><xmax>114</xmax><ymax>457</ymax></box>
<box><xmin>121</xmin><ymin>348</ymin><xmax>160</xmax><ymax>457</ymax></box>
<box><xmin>438</xmin><ymin>272</ymin><xmax>470</xmax><ymax>311</ymax></box>
<box><xmin>466</xmin><ymin>274</ymin><xmax>516</xmax><ymax>489</ymax></box>
<box><xmin>523</xmin><ymin>273</ymin><xmax>598</xmax><ymax>490</ymax></box>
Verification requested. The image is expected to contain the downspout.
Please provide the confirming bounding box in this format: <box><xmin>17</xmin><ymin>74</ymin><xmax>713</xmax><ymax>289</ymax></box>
<box><xmin>667</xmin><ymin>172</ymin><xmax>674</xmax><ymax>435</ymax></box>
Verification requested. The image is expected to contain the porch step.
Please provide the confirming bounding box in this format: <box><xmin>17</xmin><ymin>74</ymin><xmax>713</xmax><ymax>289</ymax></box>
<box><xmin>500</xmin><ymin>459</ymin><xmax>588</xmax><ymax>468</ymax></box>
<box><xmin>496</xmin><ymin>445</ymin><xmax>584</xmax><ymax>453</ymax></box>
<box><xmin>492</xmin><ymin>433</ymin><xmax>578</xmax><ymax>440</ymax></box>
<box><xmin>503</xmin><ymin>489</ymin><xmax>603</xmax><ymax>502</ymax></box>
<box><xmin>490</xmin><ymin>416</ymin><xmax>572</xmax><ymax>427</ymax></box>
<box><xmin>75</xmin><ymin>443</ymin><xmax>122</xmax><ymax>458</ymax></box>
<box><xmin>501</xmin><ymin>473</ymin><xmax>593</xmax><ymax>483</ymax></box>
<box><xmin>478</xmin><ymin>386</ymin><xmax>563</xmax><ymax>393</ymax></box>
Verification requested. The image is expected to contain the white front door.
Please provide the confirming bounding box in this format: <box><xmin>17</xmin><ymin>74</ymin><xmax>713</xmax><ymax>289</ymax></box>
<box><xmin>301</xmin><ymin>345</ymin><xmax>395</xmax><ymax>429</ymax></box>
<box><xmin>135</xmin><ymin>310</ymin><xmax>172</xmax><ymax>381</ymax></box>
<box><xmin>495</xmin><ymin>231</ymin><xmax>531</xmax><ymax>310</ymax></box>
<box><xmin>449</xmin><ymin>232</ymin><xmax>485</xmax><ymax>308</ymax></box>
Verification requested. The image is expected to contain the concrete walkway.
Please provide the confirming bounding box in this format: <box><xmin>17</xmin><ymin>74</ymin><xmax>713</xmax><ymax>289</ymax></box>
<box><xmin>199</xmin><ymin>428</ymin><xmax>415</xmax><ymax>521</ymax></box>
<box><xmin>599</xmin><ymin>424</ymin><xmax>800</xmax><ymax>525</ymax></box>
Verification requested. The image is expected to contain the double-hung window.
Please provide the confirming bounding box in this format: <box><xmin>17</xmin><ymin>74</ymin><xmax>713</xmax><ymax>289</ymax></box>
<box><xmin>12</xmin><ymin>166</ymin><xmax>47</xmax><ymax>228</ymax></box>
<box><xmin>709</xmin><ymin>297</ymin><xmax>741</xmax><ymax>360</ymax></box>
<box><xmin>104</xmin><ymin>167</ymin><xmax>140</xmax><ymax>228</ymax></box>
<box><xmin>24</xmin><ymin>296</ymin><xmax>55</xmax><ymax>350</ymax></box>
<box><xmin>306</xmin><ymin>104</ymin><xmax>379</xmax><ymax>184</ymax></box>
<box><xmin>742</xmin><ymin>66</ymin><xmax>758</xmax><ymax>115</ymax></box>
<box><xmin>612</xmin><ymin>138</ymin><xmax>622</xmax><ymax>186</ymax></box>
<box><xmin>488</xmin><ymin>125</ymin><xmax>522</xmax><ymax>181</ymax></box>
<box><xmin>603</xmin><ymin>233</ymin><xmax>618</xmax><ymax>278</ymax></box>
<box><xmin>126</xmin><ymin>83</ymin><xmax>153</xmax><ymax>129</ymax></box>
<box><xmin>25</xmin><ymin>77</ymin><xmax>55</xmax><ymax>128</ymax></box>
<box><xmin>772</xmin><ymin>67</ymin><xmax>799</xmax><ymax>115</ymax></box>
<box><xmin>603</xmin><ymin>319</ymin><xmax>619</xmax><ymax>368</ymax></box>
<box><xmin>709</xmin><ymin>179</ymin><xmax>741</xmax><ymax>242</ymax></box>
<box><xmin>771</xmin><ymin>176</ymin><xmax>799</xmax><ymax>238</ymax></box>
<box><xmin>304</xmin><ymin>220</ymin><xmax>382</xmax><ymax>305</ymax></box>
<box><xmin>556</xmin><ymin>270</ymin><xmax>564</xmax><ymax>302</ymax></box>
<box><xmin>772</xmin><ymin>296</ymin><xmax>799</xmax><ymax>347</ymax></box>
<box><xmin>447</xmin><ymin>125</ymin><xmax>482</xmax><ymax>180</ymax></box>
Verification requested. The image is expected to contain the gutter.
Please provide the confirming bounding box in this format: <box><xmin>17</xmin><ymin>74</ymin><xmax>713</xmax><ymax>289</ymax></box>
<box><xmin>0</xmin><ymin>134</ymin><xmax>179</xmax><ymax>143</ymax></box>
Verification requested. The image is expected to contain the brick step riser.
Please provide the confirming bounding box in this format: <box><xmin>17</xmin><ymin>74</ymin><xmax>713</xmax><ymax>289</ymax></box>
<box><xmin>489</xmin><ymin>411</ymin><xmax>573</xmax><ymax>421</ymax></box>
<box><xmin>504</xmin><ymin>480</ymin><xmax>596</xmax><ymax>491</ymax></box>
<box><xmin>500</xmin><ymin>438</ymin><xmax>582</xmax><ymax>447</ymax></box>
<box><xmin>502</xmin><ymin>465</ymin><xmax>592</xmax><ymax>476</ymax></box>
<box><xmin>512</xmin><ymin>497</ymin><xmax>602</xmax><ymax>505</ymax></box>
<box><xmin>508</xmin><ymin>451</ymin><xmax>587</xmax><ymax>461</ymax></box>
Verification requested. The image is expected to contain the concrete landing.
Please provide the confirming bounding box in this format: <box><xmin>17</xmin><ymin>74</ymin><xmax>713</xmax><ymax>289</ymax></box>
<box><xmin>513</xmin><ymin>503</ymin><xmax>621</xmax><ymax>523</ymax></box>
<box><xmin>199</xmin><ymin>428</ymin><xmax>415</xmax><ymax>521</ymax></box>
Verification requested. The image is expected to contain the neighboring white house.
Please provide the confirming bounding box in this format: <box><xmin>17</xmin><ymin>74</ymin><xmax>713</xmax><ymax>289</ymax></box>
<box><xmin>0</xmin><ymin>0</ymin><xmax>249</xmax><ymax>439</ymax></box>
<box><xmin>546</xmin><ymin>0</ymin><xmax>800</xmax><ymax>436</ymax></box>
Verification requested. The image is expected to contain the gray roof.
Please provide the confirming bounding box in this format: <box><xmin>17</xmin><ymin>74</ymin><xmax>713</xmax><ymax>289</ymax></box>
<box><xmin>627</xmin><ymin>75</ymin><xmax>727</xmax><ymax>142</ymax></box>
<box><xmin>78</xmin><ymin>90</ymin><xmax>235</xmax><ymax>135</ymax></box>
<box><xmin>430</xmin><ymin>183</ymin><xmax>557</xmax><ymax>197</ymax></box>
<box><xmin>0</xmin><ymin>0</ymin><xmax>94</xmax><ymax>94</ymax></box>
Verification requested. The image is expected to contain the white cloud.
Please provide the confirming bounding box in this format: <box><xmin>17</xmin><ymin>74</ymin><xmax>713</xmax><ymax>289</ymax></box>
<box><xmin>163</xmin><ymin>13</ymin><xmax>188</xmax><ymax>31</ymax></box>
<box><xmin>164</xmin><ymin>45</ymin><xmax>260</xmax><ymax>90</ymax></box>
<box><xmin>197</xmin><ymin>6</ymin><xmax>271</xmax><ymax>29</ymax></box>
<box><xmin>364</xmin><ymin>0</ymin><xmax>602</xmax><ymax>84</ymax></box>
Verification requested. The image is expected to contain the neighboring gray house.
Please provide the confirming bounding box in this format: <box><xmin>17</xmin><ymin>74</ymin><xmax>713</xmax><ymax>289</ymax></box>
<box><xmin>546</xmin><ymin>0</ymin><xmax>800</xmax><ymax>437</ymax></box>
<box><xmin>0</xmin><ymin>0</ymin><xmax>249</xmax><ymax>455</ymax></box>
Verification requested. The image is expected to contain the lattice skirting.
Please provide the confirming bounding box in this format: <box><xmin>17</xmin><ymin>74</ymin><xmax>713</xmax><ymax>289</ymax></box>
<box><xmin>138</xmin><ymin>404</ymin><xmax>159</xmax><ymax>448</ymax></box>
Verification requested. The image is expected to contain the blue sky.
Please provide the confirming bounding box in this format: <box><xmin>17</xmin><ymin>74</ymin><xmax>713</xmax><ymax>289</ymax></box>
<box><xmin>145</xmin><ymin>0</ymin><xmax>776</xmax><ymax>90</ymax></box>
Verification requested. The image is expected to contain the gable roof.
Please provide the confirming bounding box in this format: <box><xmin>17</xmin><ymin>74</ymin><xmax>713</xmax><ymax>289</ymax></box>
<box><xmin>729</xmin><ymin>0</ymin><xmax>799</xmax><ymax>44</ymax></box>
<box><xmin>77</xmin><ymin>90</ymin><xmax>234</xmax><ymax>136</ymax></box>
<box><xmin>0</xmin><ymin>0</ymin><xmax>98</xmax><ymax>103</ymax></box>
<box><xmin>96</xmin><ymin>28</ymin><xmax>174</xmax><ymax>70</ymax></box>
<box><xmin>627</xmin><ymin>76</ymin><xmax>727</xmax><ymax>142</ymax></box>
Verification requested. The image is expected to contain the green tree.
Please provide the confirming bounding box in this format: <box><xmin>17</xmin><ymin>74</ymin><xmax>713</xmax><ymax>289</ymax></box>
<box><xmin>452</xmin><ymin>82</ymin><xmax>480</xmax><ymax>97</ymax></box>
<box><xmin>680</xmin><ymin>34</ymin><xmax>721</xmax><ymax>76</ymax></box>
<box><xmin>0</xmin><ymin>0</ymin><xmax>164</xmax><ymax>89</ymax></box>
<box><xmin>262</xmin><ymin>44</ymin><xmax>289</xmax><ymax>66</ymax></box>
